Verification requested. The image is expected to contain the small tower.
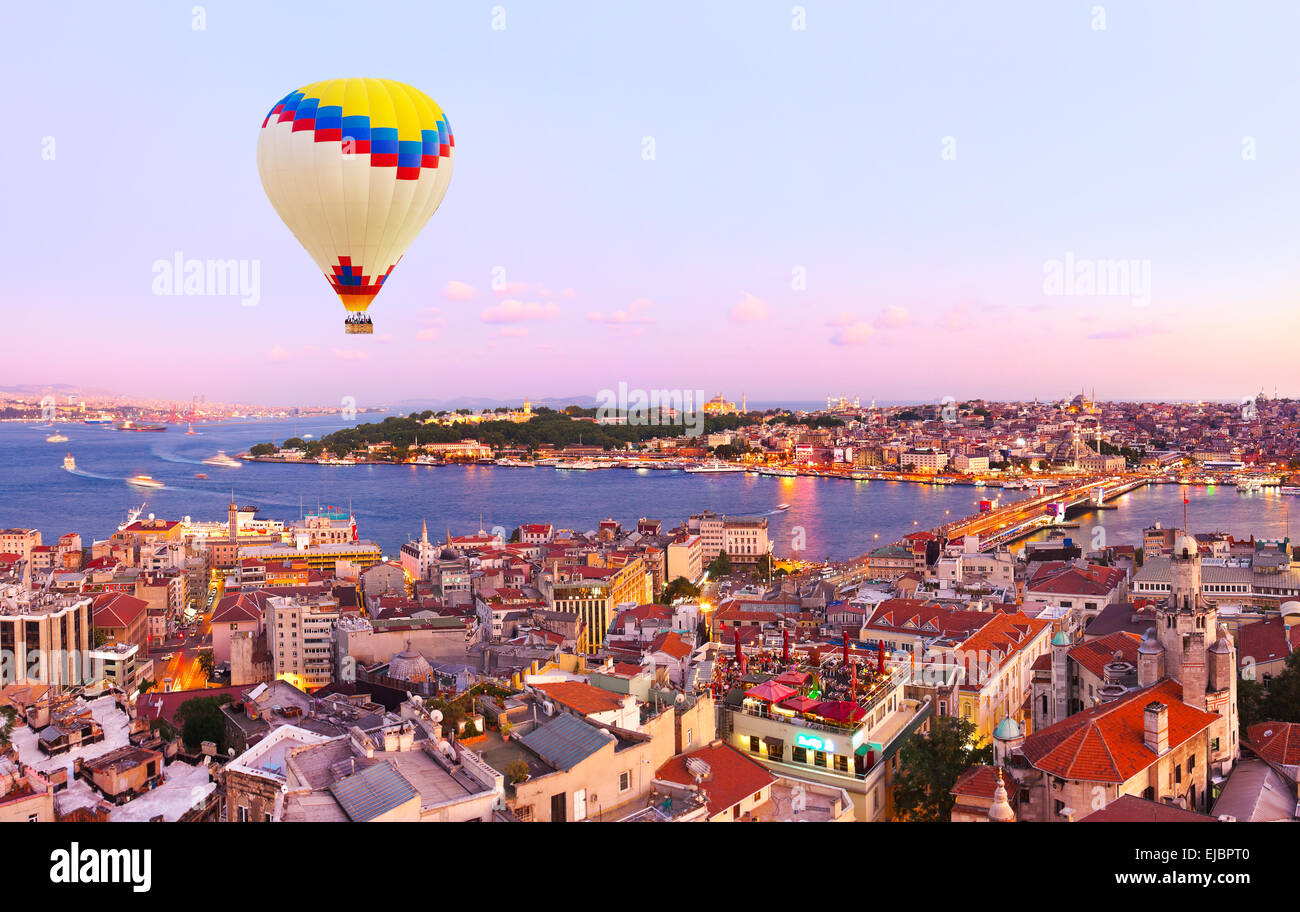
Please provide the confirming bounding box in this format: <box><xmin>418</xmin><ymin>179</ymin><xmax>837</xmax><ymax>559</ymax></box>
<box><xmin>1050</xmin><ymin>631</ymin><xmax>1072</xmax><ymax>724</ymax></box>
<box><xmin>988</xmin><ymin>769</ymin><xmax>1016</xmax><ymax>823</ymax></box>
<box><xmin>992</xmin><ymin>716</ymin><xmax>1024</xmax><ymax>766</ymax></box>
<box><xmin>1137</xmin><ymin>626</ymin><xmax>1165</xmax><ymax>688</ymax></box>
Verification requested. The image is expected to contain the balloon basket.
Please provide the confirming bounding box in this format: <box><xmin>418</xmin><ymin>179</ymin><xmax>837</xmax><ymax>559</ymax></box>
<box><xmin>344</xmin><ymin>321</ymin><xmax>373</xmax><ymax>335</ymax></box>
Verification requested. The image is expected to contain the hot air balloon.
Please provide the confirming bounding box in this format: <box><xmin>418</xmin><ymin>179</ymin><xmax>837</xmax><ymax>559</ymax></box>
<box><xmin>257</xmin><ymin>78</ymin><xmax>454</xmax><ymax>334</ymax></box>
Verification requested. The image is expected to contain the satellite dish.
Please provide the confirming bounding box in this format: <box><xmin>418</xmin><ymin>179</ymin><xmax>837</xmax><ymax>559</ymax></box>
<box><xmin>430</xmin><ymin>709</ymin><xmax>443</xmax><ymax>723</ymax></box>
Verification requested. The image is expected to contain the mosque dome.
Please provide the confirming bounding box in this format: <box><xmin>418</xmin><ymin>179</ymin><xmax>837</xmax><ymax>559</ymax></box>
<box><xmin>993</xmin><ymin>717</ymin><xmax>1022</xmax><ymax>742</ymax></box>
<box><xmin>388</xmin><ymin>641</ymin><xmax>433</xmax><ymax>682</ymax></box>
<box><xmin>1051</xmin><ymin>631</ymin><xmax>1071</xmax><ymax>647</ymax></box>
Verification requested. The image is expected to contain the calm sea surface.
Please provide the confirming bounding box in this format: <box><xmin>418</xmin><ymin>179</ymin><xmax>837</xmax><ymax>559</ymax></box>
<box><xmin>0</xmin><ymin>419</ymin><xmax>1294</xmax><ymax>561</ymax></box>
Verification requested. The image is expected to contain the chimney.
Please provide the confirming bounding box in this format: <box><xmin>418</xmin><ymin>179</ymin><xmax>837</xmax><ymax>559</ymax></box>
<box><xmin>1143</xmin><ymin>701</ymin><xmax>1169</xmax><ymax>755</ymax></box>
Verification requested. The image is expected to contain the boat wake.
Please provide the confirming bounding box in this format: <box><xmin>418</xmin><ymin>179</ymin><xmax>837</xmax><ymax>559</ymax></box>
<box><xmin>65</xmin><ymin>468</ymin><xmax>120</xmax><ymax>482</ymax></box>
<box><xmin>151</xmin><ymin>448</ymin><xmax>208</xmax><ymax>466</ymax></box>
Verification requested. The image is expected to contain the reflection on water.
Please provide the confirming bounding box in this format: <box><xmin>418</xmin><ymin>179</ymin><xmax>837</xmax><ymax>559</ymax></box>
<box><xmin>3</xmin><ymin>422</ymin><xmax>1295</xmax><ymax>560</ymax></box>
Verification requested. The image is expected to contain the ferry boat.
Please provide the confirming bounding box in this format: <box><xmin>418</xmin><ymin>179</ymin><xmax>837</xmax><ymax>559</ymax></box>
<box><xmin>495</xmin><ymin>458</ymin><xmax>536</xmax><ymax>467</ymax></box>
<box><xmin>116</xmin><ymin>421</ymin><xmax>167</xmax><ymax>432</ymax></box>
<box><xmin>973</xmin><ymin>480</ymin><xmax>987</xmax><ymax>488</ymax></box>
<box><xmin>201</xmin><ymin>451</ymin><xmax>241</xmax><ymax>468</ymax></box>
<box><xmin>63</xmin><ymin>453</ymin><xmax>76</xmax><ymax>471</ymax></box>
<box><xmin>319</xmin><ymin>457</ymin><xmax>357</xmax><ymax>466</ymax></box>
<box><xmin>1237</xmin><ymin>478</ymin><xmax>1262</xmax><ymax>493</ymax></box>
<box><xmin>758</xmin><ymin>466</ymin><xmax>798</xmax><ymax>477</ymax></box>
<box><xmin>118</xmin><ymin>503</ymin><xmax>147</xmax><ymax>530</ymax></box>
<box><xmin>83</xmin><ymin>415</ymin><xmax>114</xmax><ymax>425</ymax></box>
<box><xmin>684</xmin><ymin>460</ymin><xmax>745</xmax><ymax>474</ymax></box>
<box><xmin>1280</xmin><ymin>486</ymin><xmax>1300</xmax><ymax>496</ymax></box>
<box><xmin>412</xmin><ymin>455</ymin><xmax>440</xmax><ymax>466</ymax></box>
<box><xmin>46</xmin><ymin>431</ymin><xmax>68</xmax><ymax>443</ymax></box>
<box><xmin>555</xmin><ymin>459</ymin><xmax>601</xmax><ymax>470</ymax></box>
<box><xmin>127</xmin><ymin>474</ymin><xmax>165</xmax><ymax>488</ymax></box>
<box><xmin>850</xmin><ymin>471</ymin><xmax>870</xmax><ymax>481</ymax></box>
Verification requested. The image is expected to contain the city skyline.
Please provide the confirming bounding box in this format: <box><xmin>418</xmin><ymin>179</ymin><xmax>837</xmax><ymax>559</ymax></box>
<box><xmin>5</xmin><ymin>1</ymin><xmax>1300</xmax><ymax>405</ymax></box>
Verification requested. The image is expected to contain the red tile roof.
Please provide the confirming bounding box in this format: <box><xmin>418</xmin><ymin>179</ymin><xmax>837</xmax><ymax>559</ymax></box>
<box><xmin>1068</xmin><ymin>631</ymin><xmax>1142</xmax><ymax>679</ymax></box>
<box><xmin>1236</xmin><ymin>618</ymin><xmax>1300</xmax><ymax>668</ymax></box>
<box><xmin>1028</xmin><ymin>562</ymin><xmax>1126</xmax><ymax>597</ymax></box>
<box><xmin>1247</xmin><ymin>721</ymin><xmax>1300</xmax><ymax>769</ymax></box>
<box><xmin>649</xmin><ymin>631</ymin><xmax>692</xmax><ymax>661</ymax></box>
<box><xmin>1079</xmin><ymin>794</ymin><xmax>1218</xmax><ymax>822</ymax></box>
<box><xmin>1021</xmin><ymin>679</ymin><xmax>1218</xmax><ymax>783</ymax></box>
<box><xmin>534</xmin><ymin>682</ymin><xmax>628</xmax><ymax>717</ymax></box>
<box><xmin>92</xmin><ymin>592</ymin><xmax>147</xmax><ymax>628</ymax></box>
<box><xmin>655</xmin><ymin>742</ymin><xmax>775</xmax><ymax>818</ymax></box>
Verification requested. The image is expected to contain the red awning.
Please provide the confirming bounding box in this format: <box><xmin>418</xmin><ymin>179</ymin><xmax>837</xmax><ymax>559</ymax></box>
<box><xmin>777</xmin><ymin>695</ymin><xmax>822</xmax><ymax>713</ymax></box>
<box><xmin>745</xmin><ymin>680</ymin><xmax>796</xmax><ymax>703</ymax></box>
<box><xmin>811</xmin><ymin>700</ymin><xmax>867</xmax><ymax>723</ymax></box>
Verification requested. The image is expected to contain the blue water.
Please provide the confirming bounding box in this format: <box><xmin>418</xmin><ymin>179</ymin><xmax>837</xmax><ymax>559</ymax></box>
<box><xmin>0</xmin><ymin>420</ymin><xmax>1293</xmax><ymax>560</ymax></box>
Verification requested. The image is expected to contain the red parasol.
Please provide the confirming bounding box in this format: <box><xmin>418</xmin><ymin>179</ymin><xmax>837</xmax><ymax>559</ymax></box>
<box><xmin>746</xmin><ymin>680</ymin><xmax>796</xmax><ymax>703</ymax></box>
<box><xmin>812</xmin><ymin>700</ymin><xmax>866</xmax><ymax>724</ymax></box>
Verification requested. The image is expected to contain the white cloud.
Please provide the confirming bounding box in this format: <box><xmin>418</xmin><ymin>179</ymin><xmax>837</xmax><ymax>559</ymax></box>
<box><xmin>481</xmin><ymin>299</ymin><xmax>560</xmax><ymax>323</ymax></box>
<box><xmin>730</xmin><ymin>291</ymin><xmax>768</xmax><ymax>323</ymax></box>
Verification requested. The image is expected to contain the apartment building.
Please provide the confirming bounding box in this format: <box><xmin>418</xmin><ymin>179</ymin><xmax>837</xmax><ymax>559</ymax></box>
<box><xmin>266</xmin><ymin>593</ymin><xmax>341</xmax><ymax>691</ymax></box>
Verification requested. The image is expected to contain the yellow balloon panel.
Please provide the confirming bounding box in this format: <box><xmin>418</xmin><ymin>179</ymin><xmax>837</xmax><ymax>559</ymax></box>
<box><xmin>257</xmin><ymin>78</ymin><xmax>454</xmax><ymax>317</ymax></box>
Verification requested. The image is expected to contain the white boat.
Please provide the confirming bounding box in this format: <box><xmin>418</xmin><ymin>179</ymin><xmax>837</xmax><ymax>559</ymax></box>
<box><xmin>63</xmin><ymin>453</ymin><xmax>76</xmax><ymax>471</ymax></box>
<box><xmin>1280</xmin><ymin>486</ymin><xmax>1300</xmax><ymax>496</ymax></box>
<box><xmin>555</xmin><ymin>459</ymin><xmax>601</xmax><ymax>470</ymax></box>
<box><xmin>684</xmin><ymin>460</ymin><xmax>745</xmax><ymax>474</ymax></box>
<box><xmin>973</xmin><ymin>480</ymin><xmax>986</xmax><ymax>488</ymax></box>
<box><xmin>495</xmin><ymin>458</ymin><xmax>536</xmax><ymax>467</ymax></box>
<box><xmin>46</xmin><ymin>432</ymin><xmax>68</xmax><ymax>443</ymax></box>
<box><xmin>202</xmin><ymin>451</ymin><xmax>241</xmax><ymax>468</ymax></box>
<box><xmin>776</xmin><ymin>503</ymin><xmax>791</xmax><ymax>511</ymax></box>
<box><xmin>127</xmin><ymin>474</ymin><xmax>165</xmax><ymax>489</ymax></box>
<box><xmin>413</xmin><ymin>455</ymin><xmax>440</xmax><ymax>466</ymax></box>
<box><xmin>758</xmin><ymin>466</ymin><xmax>798</xmax><ymax>477</ymax></box>
<box><xmin>118</xmin><ymin>503</ymin><xmax>147</xmax><ymax>531</ymax></box>
<box><xmin>319</xmin><ymin>457</ymin><xmax>357</xmax><ymax>466</ymax></box>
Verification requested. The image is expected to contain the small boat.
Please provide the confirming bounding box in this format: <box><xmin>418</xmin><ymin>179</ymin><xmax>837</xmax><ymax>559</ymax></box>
<box><xmin>63</xmin><ymin>453</ymin><xmax>76</xmax><ymax>471</ymax></box>
<box><xmin>202</xmin><ymin>451</ymin><xmax>241</xmax><ymax>468</ymax></box>
<box><xmin>776</xmin><ymin>503</ymin><xmax>791</xmax><ymax>511</ymax></box>
<box><xmin>127</xmin><ymin>474</ymin><xmax>165</xmax><ymax>488</ymax></box>
<box><xmin>46</xmin><ymin>432</ymin><xmax>68</xmax><ymax>443</ymax></box>
<box><xmin>194</xmin><ymin>472</ymin><xmax>209</xmax><ymax>479</ymax></box>
<box><xmin>185</xmin><ymin>424</ymin><xmax>197</xmax><ymax>435</ymax></box>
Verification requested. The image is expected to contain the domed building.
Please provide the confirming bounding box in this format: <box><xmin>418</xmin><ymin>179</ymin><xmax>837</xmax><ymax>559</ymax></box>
<box><xmin>386</xmin><ymin>640</ymin><xmax>434</xmax><ymax>685</ymax></box>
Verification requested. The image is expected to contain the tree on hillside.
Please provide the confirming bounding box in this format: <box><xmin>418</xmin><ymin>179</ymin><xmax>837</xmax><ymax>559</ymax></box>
<box><xmin>893</xmin><ymin>715</ymin><xmax>993</xmax><ymax>822</ymax></box>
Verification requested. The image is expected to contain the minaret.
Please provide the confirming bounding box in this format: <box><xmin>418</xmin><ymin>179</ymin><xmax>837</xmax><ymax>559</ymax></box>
<box><xmin>228</xmin><ymin>496</ymin><xmax>239</xmax><ymax>543</ymax></box>
<box><xmin>988</xmin><ymin>769</ymin><xmax>1016</xmax><ymax>822</ymax></box>
<box><xmin>421</xmin><ymin>518</ymin><xmax>428</xmax><ymax>546</ymax></box>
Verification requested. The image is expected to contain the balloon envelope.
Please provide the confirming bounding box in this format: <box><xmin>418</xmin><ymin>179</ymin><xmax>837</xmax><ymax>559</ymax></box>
<box><xmin>257</xmin><ymin>78</ymin><xmax>454</xmax><ymax>328</ymax></box>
